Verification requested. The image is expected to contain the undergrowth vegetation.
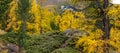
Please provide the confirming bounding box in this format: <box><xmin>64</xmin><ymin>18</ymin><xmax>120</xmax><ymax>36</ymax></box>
<box><xmin>1</xmin><ymin>31</ymin><xmax>70</xmax><ymax>53</ymax></box>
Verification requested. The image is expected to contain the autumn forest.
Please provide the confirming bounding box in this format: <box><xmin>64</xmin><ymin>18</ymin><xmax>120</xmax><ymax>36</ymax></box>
<box><xmin>0</xmin><ymin>0</ymin><xmax>120</xmax><ymax>53</ymax></box>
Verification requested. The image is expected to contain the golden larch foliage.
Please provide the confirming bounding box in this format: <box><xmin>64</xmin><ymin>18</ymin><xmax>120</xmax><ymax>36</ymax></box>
<box><xmin>6</xmin><ymin>0</ymin><xmax>18</xmax><ymax>31</ymax></box>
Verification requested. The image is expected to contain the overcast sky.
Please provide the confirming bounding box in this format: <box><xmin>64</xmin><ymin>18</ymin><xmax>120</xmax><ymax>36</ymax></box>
<box><xmin>112</xmin><ymin>0</ymin><xmax>120</xmax><ymax>4</ymax></box>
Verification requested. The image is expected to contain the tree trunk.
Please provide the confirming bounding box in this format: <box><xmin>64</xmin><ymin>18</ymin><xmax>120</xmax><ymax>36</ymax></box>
<box><xmin>103</xmin><ymin>0</ymin><xmax>110</xmax><ymax>53</ymax></box>
<box><xmin>96</xmin><ymin>0</ymin><xmax>110</xmax><ymax>53</ymax></box>
<box><xmin>103</xmin><ymin>0</ymin><xmax>110</xmax><ymax>39</ymax></box>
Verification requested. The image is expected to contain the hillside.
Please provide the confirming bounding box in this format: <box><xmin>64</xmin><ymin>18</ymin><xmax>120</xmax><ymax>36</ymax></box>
<box><xmin>1</xmin><ymin>0</ymin><xmax>120</xmax><ymax>53</ymax></box>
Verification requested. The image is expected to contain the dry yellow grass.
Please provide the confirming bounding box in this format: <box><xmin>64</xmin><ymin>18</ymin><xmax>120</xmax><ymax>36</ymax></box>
<box><xmin>0</xmin><ymin>29</ymin><xmax>7</xmax><ymax>35</ymax></box>
<box><xmin>42</xmin><ymin>5</ymin><xmax>56</xmax><ymax>9</ymax></box>
<box><xmin>0</xmin><ymin>43</ymin><xmax>8</xmax><ymax>53</ymax></box>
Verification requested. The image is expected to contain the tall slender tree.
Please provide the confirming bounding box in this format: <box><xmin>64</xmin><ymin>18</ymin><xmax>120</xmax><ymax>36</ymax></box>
<box><xmin>72</xmin><ymin>0</ymin><xmax>120</xmax><ymax>53</ymax></box>
<box><xmin>17</xmin><ymin>0</ymin><xmax>30</xmax><ymax>47</ymax></box>
<box><xmin>96</xmin><ymin>0</ymin><xmax>110</xmax><ymax>52</ymax></box>
<box><xmin>0</xmin><ymin>0</ymin><xmax>12</xmax><ymax>30</ymax></box>
<box><xmin>5</xmin><ymin>0</ymin><xmax>18</xmax><ymax>31</ymax></box>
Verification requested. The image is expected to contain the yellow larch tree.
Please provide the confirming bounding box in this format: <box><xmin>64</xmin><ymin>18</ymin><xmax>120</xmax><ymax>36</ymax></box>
<box><xmin>28</xmin><ymin>0</ymin><xmax>54</xmax><ymax>34</ymax></box>
<box><xmin>40</xmin><ymin>8</ymin><xmax>55</xmax><ymax>32</ymax></box>
<box><xmin>74</xmin><ymin>0</ymin><xmax>120</xmax><ymax>53</ymax></box>
<box><xmin>107</xmin><ymin>5</ymin><xmax>120</xmax><ymax>52</ymax></box>
<box><xmin>5</xmin><ymin>0</ymin><xmax>19</xmax><ymax>31</ymax></box>
<box><xmin>59</xmin><ymin>10</ymin><xmax>86</xmax><ymax>31</ymax></box>
<box><xmin>59</xmin><ymin>10</ymin><xmax>73</xmax><ymax>31</ymax></box>
<box><xmin>28</xmin><ymin>0</ymin><xmax>41</xmax><ymax>34</ymax></box>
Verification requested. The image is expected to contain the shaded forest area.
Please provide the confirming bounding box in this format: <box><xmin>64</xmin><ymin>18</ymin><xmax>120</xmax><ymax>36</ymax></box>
<box><xmin>0</xmin><ymin>0</ymin><xmax>120</xmax><ymax>53</ymax></box>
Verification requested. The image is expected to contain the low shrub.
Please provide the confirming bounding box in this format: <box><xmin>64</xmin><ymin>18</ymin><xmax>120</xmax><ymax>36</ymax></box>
<box><xmin>51</xmin><ymin>47</ymin><xmax>80</xmax><ymax>53</ymax></box>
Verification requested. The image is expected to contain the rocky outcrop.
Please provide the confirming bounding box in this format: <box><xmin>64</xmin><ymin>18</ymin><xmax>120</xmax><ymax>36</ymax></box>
<box><xmin>0</xmin><ymin>43</ymin><xmax>21</xmax><ymax>53</ymax></box>
<box><xmin>64</xmin><ymin>28</ymin><xmax>88</xmax><ymax>38</ymax></box>
<box><xmin>7</xmin><ymin>43</ymin><xmax>19</xmax><ymax>53</ymax></box>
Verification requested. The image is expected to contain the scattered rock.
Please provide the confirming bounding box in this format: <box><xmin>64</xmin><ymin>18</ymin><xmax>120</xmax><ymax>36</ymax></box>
<box><xmin>0</xmin><ymin>43</ymin><xmax>21</xmax><ymax>53</ymax></box>
<box><xmin>7</xmin><ymin>43</ymin><xmax>19</xmax><ymax>53</ymax></box>
<box><xmin>63</xmin><ymin>28</ymin><xmax>88</xmax><ymax>38</ymax></box>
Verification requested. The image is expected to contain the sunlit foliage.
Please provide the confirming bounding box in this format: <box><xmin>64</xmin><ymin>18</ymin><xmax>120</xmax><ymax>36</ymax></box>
<box><xmin>59</xmin><ymin>10</ymin><xmax>86</xmax><ymax>31</ymax></box>
<box><xmin>6</xmin><ymin>0</ymin><xmax>18</xmax><ymax>31</ymax></box>
<box><xmin>75</xmin><ymin>1</ymin><xmax>120</xmax><ymax>53</ymax></box>
<box><xmin>75</xmin><ymin>29</ymin><xmax>104</xmax><ymax>53</ymax></box>
<box><xmin>107</xmin><ymin>5</ymin><xmax>120</xmax><ymax>52</ymax></box>
<box><xmin>40</xmin><ymin>8</ymin><xmax>55</xmax><ymax>32</ymax></box>
<box><xmin>28</xmin><ymin>0</ymin><xmax>55</xmax><ymax>34</ymax></box>
<box><xmin>109</xmin><ymin>28</ymin><xmax>120</xmax><ymax>52</ymax></box>
<box><xmin>28</xmin><ymin>0</ymin><xmax>41</xmax><ymax>34</ymax></box>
